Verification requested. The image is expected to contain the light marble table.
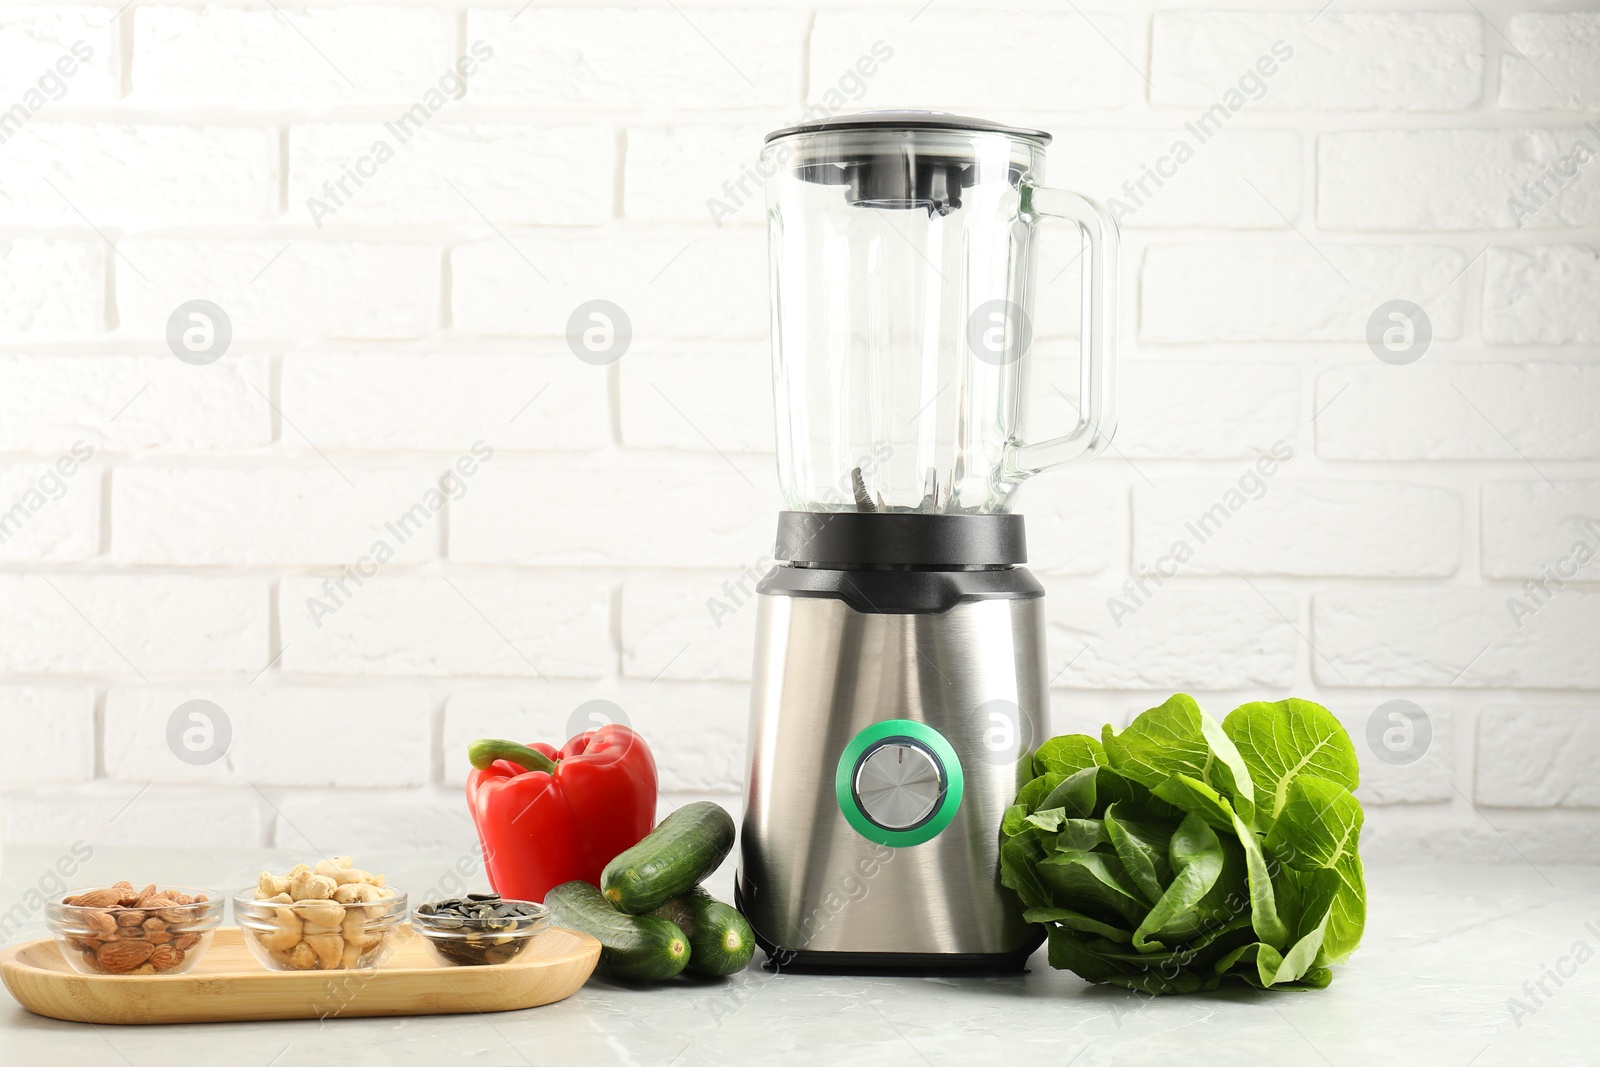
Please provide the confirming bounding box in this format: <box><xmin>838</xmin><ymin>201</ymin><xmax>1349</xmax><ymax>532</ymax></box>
<box><xmin>0</xmin><ymin>848</ymin><xmax>1593</xmax><ymax>1066</ymax></box>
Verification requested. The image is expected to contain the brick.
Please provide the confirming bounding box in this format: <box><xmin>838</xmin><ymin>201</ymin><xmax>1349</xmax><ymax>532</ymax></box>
<box><xmin>1318</xmin><ymin>130</ymin><xmax>1600</xmax><ymax>231</ymax></box>
<box><xmin>1045</xmin><ymin>586</ymin><xmax>1299</xmax><ymax>691</ymax></box>
<box><xmin>625</xmin><ymin>124</ymin><xmax>771</xmax><ymax>225</ymax></box>
<box><xmin>104</xmin><ymin>687</ymin><xmax>430</xmax><ymax>788</ymax></box>
<box><xmin>1314</xmin><ymin>363</ymin><xmax>1600</xmax><ymax>461</ymax></box>
<box><xmin>1312</xmin><ymin>589</ymin><xmax>1600</xmax><ymax>689</ymax></box>
<box><xmin>280</xmin><ymin>353</ymin><xmax>610</xmax><ymax>452</ymax></box>
<box><xmin>271</xmin><ymin>789</ymin><xmax>477</xmax><ymax>852</ymax></box>
<box><xmin>1133</xmin><ymin>480</ymin><xmax>1461</xmax><ymax>578</ymax></box>
<box><xmin>1337</xmin><ymin>705</ymin><xmax>1455</xmax><ymax>806</ymax></box>
<box><xmin>0</xmin><ymin>687</ymin><xmax>94</xmax><ymax>784</ymax></box>
<box><xmin>1499</xmin><ymin>14</ymin><xmax>1600</xmax><ymax>111</ymax></box>
<box><xmin>621</xmin><ymin>577</ymin><xmax>760</xmax><ymax>683</ymax></box>
<box><xmin>132</xmin><ymin>5</ymin><xmax>457</xmax><ymax>107</ymax></box>
<box><xmin>0</xmin><ymin>575</ymin><xmax>267</xmax><ymax>676</ymax></box>
<box><xmin>618</xmin><ymin>351</ymin><xmax>772</xmax><ymax>453</ymax></box>
<box><xmin>1151</xmin><ymin>12</ymin><xmax>1483</xmax><ymax>111</ymax></box>
<box><xmin>812</xmin><ymin>10</ymin><xmax>1126</xmax><ymax>111</ymax></box>
<box><xmin>112</xmin><ymin>466</ymin><xmax>442</xmax><ymax>566</ymax></box>
<box><xmin>0</xmin><ymin>125</ymin><xmax>278</xmax><ymax>225</ymax></box>
<box><xmin>445</xmin><ymin>681</ymin><xmax>748</xmax><ymax>793</ymax></box>
<box><xmin>0</xmin><ymin>240</ymin><xmax>104</xmax><ymax>338</ymax></box>
<box><xmin>0</xmin><ymin>457</ymin><xmax>99</xmax><ymax>562</ymax></box>
<box><xmin>0</xmin><ymin>4</ymin><xmax>118</xmax><ymax>105</ymax></box>
<box><xmin>1007</xmin><ymin>479</ymin><xmax>1117</xmax><ymax>577</ymax></box>
<box><xmin>290</xmin><ymin>124</ymin><xmax>613</xmax><ymax>227</ymax></box>
<box><xmin>117</xmin><ymin>239</ymin><xmax>439</xmax><ymax>340</ymax></box>
<box><xmin>450</xmin><ymin>460</ymin><xmax>777</xmax><ymax>568</ymax></box>
<box><xmin>1483</xmin><ymin>481</ymin><xmax>1600</xmax><ymax>580</ymax></box>
<box><xmin>1346</xmin><ymin>806</ymin><xmax>1600</xmax><ymax>866</ymax></box>
<box><xmin>1028</xmin><ymin>358</ymin><xmax>1299</xmax><ymax>461</ymax></box>
<box><xmin>0</xmin><ymin>354</ymin><xmax>271</xmax><ymax>452</ymax></box>
<box><xmin>1476</xmin><ymin>707</ymin><xmax>1600</xmax><ymax>807</ymax></box>
<box><xmin>451</xmin><ymin>230</ymin><xmax>765</xmax><ymax>339</ymax></box>
<box><xmin>1052</xmin><ymin>129</ymin><xmax>1301</xmax><ymax>229</ymax></box>
<box><xmin>1483</xmin><ymin>245</ymin><xmax>1600</xmax><ymax>345</ymax></box>
<box><xmin>1</xmin><ymin>786</ymin><xmax>263</xmax><ymax>848</ymax></box>
<box><xmin>469</xmin><ymin>8</ymin><xmax>801</xmax><ymax>109</ymax></box>
<box><xmin>1140</xmin><ymin>244</ymin><xmax>1465</xmax><ymax>343</ymax></box>
<box><xmin>280</xmin><ymin>574</ymin><xmax>610</xmax><ymax>679</ymax></box>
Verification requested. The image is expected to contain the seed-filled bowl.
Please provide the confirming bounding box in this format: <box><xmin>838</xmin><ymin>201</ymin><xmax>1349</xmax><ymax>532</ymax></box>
<box><xmin>47</xmin><ymin>883</ymin><xmax>224</xmax><ymax>976</ymax></box>
<box><xmin>412</xmin><ymin>894</ymin><xmax>550</xmax><ymax>966</ymax></box>
<box><xmin>234</xmin><ymin>889</ymin><xmax>408</xmax><ymax>972</ymax></box>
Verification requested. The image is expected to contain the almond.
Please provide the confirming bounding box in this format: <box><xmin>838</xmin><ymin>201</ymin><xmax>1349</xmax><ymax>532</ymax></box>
<box><xmin>96</xmin><ymin>940</ymin><xmax>154</xmax><ymax>974</ymax></box>
<box><xmin>84</xmin><ymin>909</ymin><xmax>117</xmax><ymax>935</ymax></box>
<box><xmin>149</xmin><ymin>945</ymin><xmax>184</xmax><ymax>971</ymax></box>
<box><xmin>116</xmin><ymin>909</ymin><xmax>147</xmax><ymax>927</ymax></box>
<box><xmin>173</xmin><ymin>933</ymin><xmax>200</xmax><ymax>951</ymax></box>
<box><xmin>145</xmin><ymin>929</ymin><xmax>174</xmax><ymax>945</ymax></box>
<box><xmin>141</xmin><ymin>916</ymin><xmax>167</xmax><ymax>934</ymax></box>
<box><xmin>132</xmin><ymin>884</ymin><xmax>160</xmax><ymax>908</ymax></box>
<box><xmin>72</xmin><ymin>888</ymin><xmax>122</xmax><ymax>909</ymax></box>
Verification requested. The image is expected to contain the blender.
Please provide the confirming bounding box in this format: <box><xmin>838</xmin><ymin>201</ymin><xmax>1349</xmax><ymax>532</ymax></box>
<box><xmin>736</xmin><ymin>112</ymin><xmax>1118</xmax><ymax>973</ymax></box>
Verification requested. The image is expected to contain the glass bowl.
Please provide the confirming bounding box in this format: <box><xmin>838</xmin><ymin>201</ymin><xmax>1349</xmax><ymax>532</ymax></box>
<box><xmin>411</xmin><ymin>898</ymin><xmax>550</xmax><ymax>966</ymax></box>
<box><xmin>47</xmin><ymin>883</ymin><xmax>223</xmax><ymax>976</ymax></box>
<box><xmin>233</xmin><ymin>888</ymin><xmax>408</xmax><ymax>971</ymax></box>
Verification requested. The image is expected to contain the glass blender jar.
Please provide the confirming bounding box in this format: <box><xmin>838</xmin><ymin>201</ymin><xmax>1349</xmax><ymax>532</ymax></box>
<box><xmin>767</xmin><ymin>112</ymin><xmax>1115</xmax><ymax>515</ymax></box>
<box><xmin>738</xmin><ymin>112</ymin><xmax>1118</xmax><ymax>973</ymax></box>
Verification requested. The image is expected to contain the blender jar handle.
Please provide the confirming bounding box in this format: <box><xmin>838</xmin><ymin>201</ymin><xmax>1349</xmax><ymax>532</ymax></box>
<box><xmin>1007</xmin><ymin>183</ymin><xmax>1119</xmax><ymax>479</ymax></box>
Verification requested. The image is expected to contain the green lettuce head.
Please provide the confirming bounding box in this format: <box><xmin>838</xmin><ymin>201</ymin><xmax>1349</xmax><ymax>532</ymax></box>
<box><xmin>1001</xmin><ymin>694</ymin><xmax>1365</xmax><ymax>994</ymax></box>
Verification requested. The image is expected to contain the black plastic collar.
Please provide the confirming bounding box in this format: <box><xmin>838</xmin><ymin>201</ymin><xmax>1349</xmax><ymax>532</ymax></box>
<box><xmin>774</xmin><ymin>511</ymin><xmax>1027</xmax><ymax>568</ymax></box>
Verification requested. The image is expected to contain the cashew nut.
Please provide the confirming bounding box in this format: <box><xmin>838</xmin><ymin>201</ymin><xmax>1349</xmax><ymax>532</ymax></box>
<box><xmin>257</xmin><ymin>870</ymin><xmax>290</xmax><ymax>898</ymax></box>
<box><xmin>288</xmin><ymin>870</ymin><xmax>338</xmax><ymax>901</ymax></box>
<box><xmin>259</xmin><ymin>908</ymin><xmax>302</xmax><ymax>952</ymax></box>
<box><xmin>304</xmin><ymin>933</ymin><xmax>343</xmax><ymax>970</ymax></box>
<box><xmin>295</xmin><ymin>902</ymin><xmax>344</xmax><ymax>928</ymax></box>
<box><xmin>332</xmin><ymin>882</ymin><xmax>381</xmax><ymax>905</ymax></box>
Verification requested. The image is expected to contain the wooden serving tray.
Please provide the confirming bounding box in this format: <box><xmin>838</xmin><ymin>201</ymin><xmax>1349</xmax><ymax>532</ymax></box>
<box><xmin>0</xmin><ymin>925</ymin><xmax>600</xmax><ymax>1025</ymax></box>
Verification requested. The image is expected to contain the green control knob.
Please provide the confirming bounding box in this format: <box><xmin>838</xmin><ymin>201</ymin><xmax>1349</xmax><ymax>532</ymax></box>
<box><xmin>835</xmin><ymin>720</ymin><xmax>964</xmax><ymax>848</ymax></box>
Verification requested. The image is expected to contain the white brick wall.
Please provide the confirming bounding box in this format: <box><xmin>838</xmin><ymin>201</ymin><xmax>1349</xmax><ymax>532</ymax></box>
<box><xmin>1150</xmin><ymin>12</ymin><xmax>1484</xmax><ymax>111</ymax></box>
<box><xmin>0</xmin><ymin>2</ymin><xmax>1595</xmax><ymax>862</ymax></box>
<box><xmin>1141</xmin><ymin>244</ymin><xmax>1466</xmax><ymax>342</ymax></box>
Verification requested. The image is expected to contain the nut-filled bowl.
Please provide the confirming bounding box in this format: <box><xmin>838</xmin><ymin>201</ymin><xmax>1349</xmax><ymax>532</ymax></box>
<box><xmin>47</xmin><ymin>883</ymin><xmax>223</xmax><ymax>976</ymax></box>
<box><xmin>412</xmin><ymin>895</ymin><xmax>550</xmax><ymax>966</ymax></box>
<box><xmin>233</xmin><ymin>888</ymin><xmax>408</xmax><ymax>972</ymax></box>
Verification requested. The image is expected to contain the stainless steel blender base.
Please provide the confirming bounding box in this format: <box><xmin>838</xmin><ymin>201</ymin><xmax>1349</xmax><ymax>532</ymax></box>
<box><xmin>737</xmin><ymin>584</ymin><xmax>1049</xmax><ymax>972</ymax></box>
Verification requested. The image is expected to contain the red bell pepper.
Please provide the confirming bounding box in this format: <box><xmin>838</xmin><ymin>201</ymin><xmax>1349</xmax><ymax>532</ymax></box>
<box><xmin>466</xmin><ymin>726</ymin><xmax>657</xmax><ymax>903</ymax></box>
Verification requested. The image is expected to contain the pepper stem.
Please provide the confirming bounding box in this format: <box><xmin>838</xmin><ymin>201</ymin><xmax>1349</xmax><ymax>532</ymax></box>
<box><xmin>468</xmin><ymin>738</ymin><xmax>558</xmax><ymax>775</ymax></box>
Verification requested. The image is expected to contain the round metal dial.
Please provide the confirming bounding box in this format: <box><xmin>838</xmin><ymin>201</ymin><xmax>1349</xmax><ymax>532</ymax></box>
<box><xmin>853</xmin><ymin>740</ymin><xmax>945</xmax><ymax>830</ymax></box>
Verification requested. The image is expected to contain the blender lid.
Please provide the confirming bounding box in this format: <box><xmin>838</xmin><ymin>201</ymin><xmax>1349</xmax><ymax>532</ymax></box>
<box><xmin>767</xmin><ymin>111</ymin><xmax>1046</xmax><ymax>215</ymax></box>
<box><xmin>764</xmin><ymin>110</ymin><xmax>1051</xmax><ymax>145</ymax></box>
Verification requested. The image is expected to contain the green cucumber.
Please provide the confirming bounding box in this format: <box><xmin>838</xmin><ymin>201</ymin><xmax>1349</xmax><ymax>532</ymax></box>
<box><xmin>650</xmin><ymin>886</ymin><xmax>756</xmax><ymax>977</ymax></box>
<box><xmin>545</xmin><ymin>880</ymin><xmax>690</xmax><ymax>981</ymax></box>
<box><xmin>602</xmin><ymin>801</ymin><xmax>736</xmax><ymax>915</ymax></box>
